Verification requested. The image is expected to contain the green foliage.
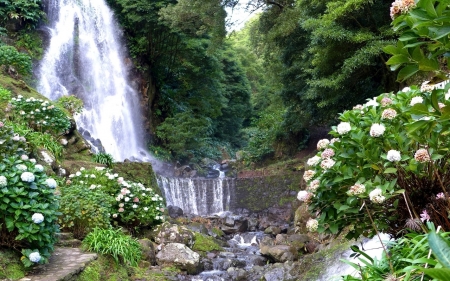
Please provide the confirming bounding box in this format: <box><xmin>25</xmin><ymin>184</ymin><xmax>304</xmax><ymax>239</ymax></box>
<box><xmin>55</xmin><ymin>95</ymin><xmax>84</xmax><ymax>116</ymax></box>
<box><xmin>59</xmin><ymin>183</ymin><xmax>113</xmax><ymax>239</ymax></box>
<box><xmin>0</xmin><ymin>124</ymin><xmax>60</xmax><ymax>267</ymax></box>
<box><xmin>0</xmin><ymin>0</ymin><xmax>45</xmax><ymax>29</ymax></box>
<box><xmin>0</xmin><ymin>45</ymin><xmax>32</xmax><ymax>75</ymax></box>
<box><xmin>10</xmin><ymin>95</ymin><xmax>71</xmax><ymax>136</ymax></box>
<box><xmin>64</xmin><ymin>167</ymin><xmax>165</xmax><ymax>229</ymax></box>
<box><xmin>92</xmin><ymin>152</ymin><xmax>114</xmax><ymax>168</ymax></box>
<box><xmin>82</xmin><ymin>227</ymin><xmax>142</xmax><ymax>266</ymax></box>
<box><xmin>303</xmin><ymin>84</ymin><xmax>450</xmax><ymax>239</ymax></box>
<box><xmin>0</xmin><ymin>249</ymin><xmax>26</xmax><ymax>280</ymax></box>
<box><xmin>15</xmin><ymin>32</ymin><xmax>43</xmax><ymax>59</ymax></box>
<box><xmin>385</xmin><ymin>0</ymin><xmax>450</xmax><ymax>82</ymax></box>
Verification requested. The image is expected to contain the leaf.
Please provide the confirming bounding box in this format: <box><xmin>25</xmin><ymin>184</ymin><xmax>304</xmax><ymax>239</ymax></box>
<box><xmin>406</xmin><ymin>120</ymin><xmax>429</xmax><ymax>134</ymax></box>
<box><xmin>329</xmin><ymin>223</ymin><xmax>339</xmax><ymax>234</ymax></box>
<box><xmin>386</xmin><ymin>54</ymin><xmax>410</xmax><ymax>65</ymax></box>
<box><xmin>421</xmin><ymin>268</ymin><xmax>450</xmax><ymax>280</ymax></box>
<box><xmin>399</xmin><ymin>32</ymin><xmax>419</xmax><ymax>41</ymax></box>
<box><xmin>383</xmin><ymin>45</ymin><xmax>399</xmax><ymax>55</ymax></box>
<box><xmin>428</xmin><ymin>231</ymin><xmax>450</xmax><ymax>268</ymax></box>
<box><xmin>431</xmin><ymin>90</ymin><xmax>440</xmax><ymax>112</ymax></box>
<box><xmin>429</xmin><ymin>26</ymin><xmax>450</xmax><ymax>40</ymax></box>
<box><xmin>397</xmin><ymin>64</ymin><xmax>419</xmax><ymax>81</ymax></box>
<box><xmin>384</xmin><ymin>167</ymin><xmax>397</xmax><ymax>174</ymax></box>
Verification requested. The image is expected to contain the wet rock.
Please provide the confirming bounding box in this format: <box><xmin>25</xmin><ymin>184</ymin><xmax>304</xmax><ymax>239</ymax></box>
<box><xmin>227</xmin><ymin>267</ymin><xmax>248</xmax><ymax>281</ymax></box>
<box><xmin>151</xmin><ymin>222</ymin><xmax>195</xmax><ymax>247</ymax></box>
<box><xmin>264</xmin><ymin>226</ymin><xmax>281</xmax><ymax>236</ymax></box>
<box><xmin>220</xmin><ymin>216</ymin><xmax>248</xmax><ymax>234</ymax></box>
<box><xmin>186</xmin><ymin>222</ymin><xmax>208</xmax><ymax>235</ymax></box>
<box><xmin>168</xmin><ymin>205</ymin><xmax>184</xmax><ymax>219</ymax></box>
<box><xmin>260</xmin><ymin>244</ymin><xmax>297</xmax><ymax>262</ymax></box>
<box><xmin>138</xmin><ymin>238</ymin><xmax>156</xmax><ymax>265</ymax></box>
<box><xmin>156</xmin><ymin>243</ymin><xmax>201</xmax><ymax>274</ymax></box>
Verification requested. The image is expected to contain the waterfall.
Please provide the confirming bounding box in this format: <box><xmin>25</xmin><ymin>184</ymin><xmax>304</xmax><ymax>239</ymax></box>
<box><xmin>157</xmin><ymin>175</ymin><xmax>235</xmax><ymax>216</ymax></box>
<box><xmin>37</xmin><ymin>0</ymin><xmax>149</xmax><ymax>161</ymax></box>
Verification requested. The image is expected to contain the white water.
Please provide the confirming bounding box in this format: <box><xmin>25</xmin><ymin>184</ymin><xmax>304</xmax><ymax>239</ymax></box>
<box><xmin>157</xmin><ymin>175</ymin><xmax>234</xmax><ymax>216</ymax></box>
<box><xmin>316</xmin><ymin>233</ymin><xmax>392</xmax><ymax>281</ymax></box>
<box><xmin>37</xmin><ymin>0</ymin><xmax>149</xmax><ymax>161</ymax></box>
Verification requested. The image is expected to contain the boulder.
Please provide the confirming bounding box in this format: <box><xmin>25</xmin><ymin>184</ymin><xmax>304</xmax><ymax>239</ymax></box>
<box><xmin>156</xmin><ymin>243</ymin><xmax>201</xmax><ymax>274</ymax></box>
<box><xmin>220</xmin><ymin>216</ymin><xmax>248</xmax><ymax>234</ymax></box>
<box><xmin>227</xmin><ymin>267</ymin><xmax>248</xmax><ymax>281</ymax></box>
<box><xmin>151</xmin><ymin>222</ymin><xmax>195</xmax><ymax>247</ymax></box>
<box><xmin>167</xmin><ymin>205</ymin><xmax>184</xmax><ymax>219</ymax></box>
<box><xmin>138</xmin><ymin>238</ymin><xmax>156</xmax><ymax>265</ymax></box>
<box><xmin>260</xmin><ymin>244</ymin><xmax>297</xmax><ymax>263</ymax></box>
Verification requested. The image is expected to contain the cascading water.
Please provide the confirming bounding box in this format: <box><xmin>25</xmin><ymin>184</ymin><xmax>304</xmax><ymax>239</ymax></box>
<box><xmin>37</xmin><ymin>0</ymin><xmax>149</xmax><ymax>161</ymax></box>
<box><xmin>157</xmin><ymin>175</ymin><xmax>235</xmax><ymax>216</ymax></box>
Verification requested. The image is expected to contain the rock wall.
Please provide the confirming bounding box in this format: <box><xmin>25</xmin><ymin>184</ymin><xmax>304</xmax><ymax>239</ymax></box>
<box><xmin>235</xmin><ymin>172</ymin><xmax>302</xmax><ymax>212</ymax></box>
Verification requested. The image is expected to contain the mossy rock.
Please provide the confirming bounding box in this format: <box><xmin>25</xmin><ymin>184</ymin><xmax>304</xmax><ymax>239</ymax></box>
<box><xmin>0</xmin><ymin>249</ymin><xmax>26</xmax><ymax>280</ymax></box>
<box><xmin>192</xmin><ymin>232</ymin><xmax>223</xmax><ymax>253</ymax></box>
<box><xmin>113</xmin><ymin>162</ymin><xmax>160</xmax><ymax>194</ymax></box>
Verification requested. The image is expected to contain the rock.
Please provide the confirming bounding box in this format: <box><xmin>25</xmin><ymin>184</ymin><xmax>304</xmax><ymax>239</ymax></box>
<box><xmin>227</xmin><ymin>267</ymin><xmax>248</xmax><ymax>281</ymax></box>
<box><xmin>151</xmin><ymin>222</ymin><xmax>195</xmax><ymax>247</ymax></box>
<box><xmin>156</xmin><ymin>243</ymin><xmax>201</xmax><ymax>274</ymax></box>
<box><xmin>260</xmin><ymin>245</ymin><xmax>297</xmax><ymax>263</ymax></box>
<box><xmin>294</xmin><ymin>204</ymin><xmax>311</xmax><ymax>233</ymax></box>
<box><xmin>138</xmin><ymin>238</ymin><xmax>157</xmax><ymax>265</ymax></box>
<box><xmin>224</xmin><ymin>216</ymin><xmax>235</xmax><ymax>227</ymax></box>
<box><xmin>186</xmin><ymin>222</ymin><xmax>208</xmax><ymax>235</ymax></box>
<box><xmin>168</xmin><ymin>205</ymin><xmax>184</xmax><ymax>219</ymax></box>
<box><xmin>264</xmin><ymin>226</ymin><xmax>281</xmax><ymax>236</ymax></box>
<box><xmin>221</xmin><ymin>216</ymin><xmax>248</xmax><ymax>234</ymax></box>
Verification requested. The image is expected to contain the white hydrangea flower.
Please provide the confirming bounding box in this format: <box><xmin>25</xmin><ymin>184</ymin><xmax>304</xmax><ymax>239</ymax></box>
<box><xmin>348</xmin><ymin>183</ymin><xmax>365</xmax><ymax>196</ymax></box>
<box><xmin>95</xmin><ymin>167</ymin><xmax>105</xmax><ymax>171</ymax></box>
<box><xmin>124</xmin><ymin>197</ymin><xmax>130</xmax><ymax>202</ymax></box>
<box><xmin>381</xmin><ymin>108</ymin><xmax>397</xmax><ymax>119</ymax></box>
<box><xmin>297</xmin><ymin>190</ymin><xmax>313</xmax><ymax>202</ymax></box>
<box><xmin>29</xmin><ymin>252</ymin><xmax>41</xmax><ymax>263</ymax></box>
<box><xmin>308</xmin><ymin>180</ymin><xmax>320</xmax><ymax>192</ymax></box>
<box><xmin>321</xmin><ymin>148</ymin><xmax>335</xmax><ymax>159</ymax></box>
<box><xmin>32</xmin><ymin>213</ymin><xmax>44</xmax><ymax>224</ymax></box>
<box><xmin>320</xmin><ymin>158</ymin><xmax>335</xmax><ymax>170</ymax></box>
<box><xmin>445</xmin><ymin>91</ymin><xmax>450</xmax><ymax>100</ymax></box>
<box><xmin>45</xmin><ymin>178</ymin><xmax>57</xmax><ymax>188</ymax></box>
<box><xmin>420</xmin><ymin>81</ymin><xmax>434</xmax><ymax>92</ymax></box>
<box><xmin>303</xmin><ymin>170</ymin><xmax>316</xmax><ymax>182</ymax></box>
<box><xmin>34</xmin><ymin>164</ymin><xmax>44</xmax><ymax>172</ymax></box>
<box><xmin>369</xmin><ymin>188</ymin><xmax>386</xmax><ymax>204</ymax></box>
<box><xmin>306</xmin><ymin>218</ymin><xmax>319</xmax><ymax>232</ymax></box>
<box><xmin>75</xmin><ymin>171</ymin><xmax>81</xmax><ymax>176</ymax></box>
<box><xmin>0</xmin><ymin>176</ymin><xmax>7</xmax><ymax>187</ymax></box>
<box><xmin>307</xmin><ymin>156</ymin><xmax>321</xmax><ymax>166</ymax></box>
<box><xmin>16</xmin><ymin>164</ymin><xmax>27</xmax><ymax>171</ymax></box>
<box><xmin>21</xmin><ymin>172</ymin><xmax>35</xmax><ymax>182</ymax></box>
<box><xmin>316</xmin><ymin>139</ymin><xmax>330</xmax><ymax>150</ymax></box>
<box><xmin>144</xmin><ymin>207</ymin><xmax>149</xmax><ymax>211</ymax></box>
<box><xmin>370</xmin><ymin>123</ymin><xmax>386</xmax><ymax>137</ymax></box>
<box><xmin>337</xmin><ymin>122</ymin><xmax>351</xmax><ymax>135</ymax></box>
<box><xmin>364</xmin><ymin>97</ymin><xmax>379</xmax><ymax>107</ymax></box>
<box><xmin>387</xmin><ymin>150</ymin><xmax>401</xmax><ymax>162</ymax></box>
<box><xmin>29</xmin><ymin>159</ymin><xmax>36</xmax><ymax>164</ymax></box>
<box><xmin>21</xmin><ymin>155</ymin><xmax>29</xmax><ymax>161</ymax></box>
<box><xmin>132</xmin><ymin>204</ymin><xmax>138</xmax><ymax>209</ymax></box>
<box><xmin>410</xmin><ymin>96</ymin><xmax>424</xmax><ymax>106</ymax></box>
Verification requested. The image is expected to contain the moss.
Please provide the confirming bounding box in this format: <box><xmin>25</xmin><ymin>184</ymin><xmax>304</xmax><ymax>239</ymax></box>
<box><xmin>211</xmin><ymin>227</ymin><xmax>225</xmax><ymax>237</ymax></box>
<box><xmin>192</xmin><ymin>232</ymin><xmax>223</xmax><ymax>253</ymax></box>
<box><xmin>113</xmin><ymin>162</ymin><xmax>160</xmax><ymax>195</ymax></box>
<box><xmin>0</xmin><ymin>249</ymin><xmax>26</xmax><ymax>280</ymax></box>
<box><xmin>75</xmin><ymin>255</ymin><xmax>129</xmax><ymax>281</ymax></box>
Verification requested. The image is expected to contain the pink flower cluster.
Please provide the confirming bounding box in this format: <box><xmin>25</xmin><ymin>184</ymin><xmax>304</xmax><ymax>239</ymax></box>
<box><xmin>390</xmin><ymin>0</ymin><xmax>415</xmax><ymax>19</ymax></box>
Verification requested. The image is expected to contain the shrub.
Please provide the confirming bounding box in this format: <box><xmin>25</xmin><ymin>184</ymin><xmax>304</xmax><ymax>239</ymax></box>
<box><xmin>58</xmin><ymin>183</ymin><xmax>113</xmax><ymax>239</ymax></box>
<box><xmin>0</xmin><ymin>125</ymin><xmax>60</xmax><ymax>267</ymax></box>
<box><xmin>0</xmin><ymin>46</ymin><xmax>32</xmax><ymax>75</ymax></box>
<box><xmin>65</xmin><ymin>167</ymin><xmax>165</xmax><ymax>229</ymax></box>
<box><xmin>0</xmin><ymin>0</ymin><xmax>45</xmax><ymax>29</ymax></box>
<box><xmin>82</xmin><ymin>227</ymin><xmax>142</xmax><ymax>266</ymax></box>
<box><xmin>92</xmin><ymin>152</ymin><xmax>114</xmax><ymax>168</ymax></box>
<box><xmin>10</xmin><ymin>95</ymin><xmax>71</xmax><ymax>136</ymax></box>
<box><xmin>56</xmin><ymin>95</ymin><xmax>84</xmax><ymax>116</ymax></box>
<box><xmin>301</xmin><ymin>84</ymin><xmax>450</xmax><ymax>239</ymax></box>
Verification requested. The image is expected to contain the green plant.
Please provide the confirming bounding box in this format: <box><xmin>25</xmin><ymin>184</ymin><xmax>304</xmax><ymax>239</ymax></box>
<box><xmin>0</xmin><ymin>124</ymin><xmax>60</xmax><ymax>267</ymax></box>
<box><xmin>82</xmin><ymin>227</ymin><xmax>142</xmax><ymax>266</ymax></box>
<box><xmin>301</xmin><ymin>84</ymin><xmax>450</xmax><ymax>239</ymax></box>
<box><xmin>0</xmin><ymin>0</ymin><xmax>45</xmax><ymax>29</ymax></box>
<box><xmin>0</xmin><ymin>45</ymin><xmax>32</xmax><ymax>75</ymax></box>
<box><xmin>65</xmin><ymin>167</ymin><xmax>165</xmax><ymax>229</ymax></box>
<box><xmin>92</xmin><ymin>152</ymin><xmax>114</xmax><ymax>168</ymax></box>
<box><xmin>10</xmin><ymin>95</ymin><xmax>71</xmax><ymax>136</ymax></box>
<box><xmin>385</xmin><ymin>0</ymin><xmax>450</xmax><ymax>82</ymax></box>
<box><xmin>15</xmin><ymin>32</ymin><xmax>43</xmax><ymax>59</ymax></box>
<box><xmin>58</xmin><ymin>183</ymin><xmax>113</xmax><ymax>239</ymax></box>
<box><xmin>56</xmin><ymin>95</ymin><xmax>84</xmax><ymax>116</ymax></box>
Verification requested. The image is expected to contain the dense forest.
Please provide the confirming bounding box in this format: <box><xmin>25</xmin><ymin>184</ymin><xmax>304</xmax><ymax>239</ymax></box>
<box><xmin>0</xmin><ymin>0</ymin><xmax>402</xmax><ymax>165</ymax></box>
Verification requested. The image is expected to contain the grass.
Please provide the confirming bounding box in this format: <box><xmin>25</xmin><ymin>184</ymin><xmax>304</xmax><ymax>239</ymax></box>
<box><xmin>0</xmin><ymin>249</ymin><xmax>26</xmax><ymax>280</ymax></box>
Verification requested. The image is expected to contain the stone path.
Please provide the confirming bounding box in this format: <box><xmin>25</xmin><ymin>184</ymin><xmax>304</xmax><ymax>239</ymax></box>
<box><xmin>19</xmin><ymin>247</ymin><xmax>97</xmax><ymax>281</ymax></box>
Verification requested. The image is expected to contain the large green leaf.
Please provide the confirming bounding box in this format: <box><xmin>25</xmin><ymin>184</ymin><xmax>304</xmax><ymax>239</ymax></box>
<box><xmin>397</xmin><ymin>64</ymin><xmax>419</xmax><ymax>81</ymax></box>
<box><xmin>386</xmin><ymin>54</ymin><xmax>410</xmax><ymax>65</ymax></box>
<box><xmin>422</xmin><ymin>268</ymin><xmax>450</xmax><ymax>280</ymax></box>
<box><xmin>429</xmin><ymin>26</ymin><xmax>450</xmax><ymax>40</ymax></box>
<box><xmin>428</xmin><ymin>231</ymin><xmax>450</xmax><ymax>268</ymax></box>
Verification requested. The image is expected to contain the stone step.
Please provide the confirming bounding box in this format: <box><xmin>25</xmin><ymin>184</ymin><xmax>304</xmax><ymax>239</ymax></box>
<box><xmin>19</xmin><ymin>247</ymin><xmax>97</xmax><ymax>281</ymax></box>
<box><xmin>55</xmin><ymin>239</ymin><xmax>82</xmax><ymax>248</ymax></box>
<box><xmin>55</xmin><ymin>232</ymin><xmax>74</xmax><ymax>241</ymax></box>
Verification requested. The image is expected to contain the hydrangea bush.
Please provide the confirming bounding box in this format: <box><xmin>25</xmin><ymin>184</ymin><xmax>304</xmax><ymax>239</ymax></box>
<box><xmin>301</xmin><ymin>84</ymin><xmax>450</xmax><ymax>239</ymax></box>
<box><xmin>0</xmin><ymin>124</ymin><xmax>60</xmax><ymax>267</ymax></box>
<box><xmin>10</xmin><ymin>95</ymin><xmax>71</xmax><ymax>136</ymax></box>
<box><xmin>61</xmin><ymin>167</ymin><xmax>165</xmax><ymax>232</ymax></box>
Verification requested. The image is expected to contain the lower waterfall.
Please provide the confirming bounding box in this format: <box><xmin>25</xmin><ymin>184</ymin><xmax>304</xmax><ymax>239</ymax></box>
<box><xmin>156</xmin><ymin>175</ymin><xmax>235</xmax><ymax>216</ymax></box>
